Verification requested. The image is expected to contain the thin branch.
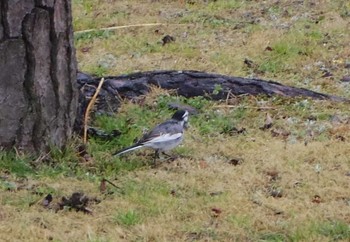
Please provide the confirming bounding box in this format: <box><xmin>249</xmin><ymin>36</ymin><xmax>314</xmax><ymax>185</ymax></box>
<box><xmin>214</xmin><ymin>105</ymin><xmax>276</xmax><ymax>110</ymax></box>
<box><xmin>74</xmin><ymin>23</ymin><xmax>189</xmax><ymax>35</ymax></box>
<box><xmin>83</xmin><ymin>78</ymin><xmax>105</xmax><ymax>144</ymax></box>
<box><xmin>102</xmin><ymin>178</ymin><xmax>121</xmax><ymax>190</ymax></box>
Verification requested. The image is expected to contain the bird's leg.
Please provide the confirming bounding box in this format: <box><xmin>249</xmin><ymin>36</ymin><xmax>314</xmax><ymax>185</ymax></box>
<box><xmin>153</xmin><ymin>150</ymin><xmax>159</xmax><ymax>167</ymax></box>
<box><xmin>161</xmin><ymin>151</ymin><xmax>172</xmax><ymax>158</ymax></box>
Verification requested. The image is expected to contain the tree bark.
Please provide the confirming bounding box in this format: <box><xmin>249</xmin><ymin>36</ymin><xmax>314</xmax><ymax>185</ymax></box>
<box><xmin>0</xmin><ymin>0</ymin><xmax>78</xmax><ymax>153</ymax></box>
<box><xmin>77</xmin><ymin>70</ymin><xmax>348</xmax><ymax>114</ymax></box>
<box><xmin>102</xmin><ymin>70</ymin><xmax>348</xmax><ymax>102</ymax></box>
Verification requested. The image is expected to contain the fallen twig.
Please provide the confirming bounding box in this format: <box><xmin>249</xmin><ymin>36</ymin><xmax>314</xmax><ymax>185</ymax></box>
<box><xmin>83</xmin><ymin>78</ymin><xmax>104</xmax><ymax>144</ymax></box>
<box><xmin>101</xmin><ymin>178</ymin><xmax>121</xmax><ymax>190</ymax></box>
<box><xmin>75</xmin><ymin>23</ymin><xmax>189</xmax><ymax>35</ymax></box>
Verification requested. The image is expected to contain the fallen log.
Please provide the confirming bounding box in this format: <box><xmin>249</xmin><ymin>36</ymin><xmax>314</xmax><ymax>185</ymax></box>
<box><xmin>85</xmin><ymin>70</ymin><xmax>348</xmax><ymax>101</ymax></box>
<box><xmin>75</xmin><ymin>70</ymin><xmax>349</xmax><ymax>132</ymax></box>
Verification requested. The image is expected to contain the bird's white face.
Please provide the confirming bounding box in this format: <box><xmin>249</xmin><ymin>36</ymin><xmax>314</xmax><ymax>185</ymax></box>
<box><xmin>182</xmin><ymin>111</ymin><xmax>189</xmax><ymax>122</ymax></box>
<box><xmin>182</xmin><ymin>111</ymin><xmax>189</xmax><ymax>129</ymax></box>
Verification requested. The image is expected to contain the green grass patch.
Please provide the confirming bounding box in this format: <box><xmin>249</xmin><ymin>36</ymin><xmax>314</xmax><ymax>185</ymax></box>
<box><xmin>258</xmin><ymin>232</ymin><xmax>289</xmax><ymax>242</ymax></box>
<box><xmin>0</xmin><ymin>151</ymin><xmax>35</xmax><ymax>177</ymax></box>
<box><xmin>74</xmin><ymin>30</ymin><xmax>112</xmax><ymax>42</ymax></box>
<box><xmin>113</xmin><ymin>209</ymin><xmax>143</xmax><ymax>227</ymax></box>
<box><xmin>1</xmin><ymin>192</ymin><xmax>39</xmax><ymax>208</ymax></box>
<box><xmin>316</xmin><ymin>220</ymin><xmax>350</xmax><ymax>240</ymax></box>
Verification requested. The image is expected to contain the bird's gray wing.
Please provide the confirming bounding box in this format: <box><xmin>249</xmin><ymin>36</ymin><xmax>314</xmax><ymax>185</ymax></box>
<box><xmin>138</xmin><ymin>120</ymin><xmax>183</xmax><ymax>144</ymax></box>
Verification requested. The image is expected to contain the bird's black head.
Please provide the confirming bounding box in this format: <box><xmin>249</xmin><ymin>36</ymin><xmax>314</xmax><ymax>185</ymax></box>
<box><xmin>172</xmin><ymin>110</ymin><xmax>189</xmax><ymax>122</ymax></box>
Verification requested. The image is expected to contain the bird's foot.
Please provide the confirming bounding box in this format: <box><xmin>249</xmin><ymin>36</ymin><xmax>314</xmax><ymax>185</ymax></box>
<box><xmin>161</xmin><ymin>152</ymin><xmax>180</xmax><ymax>162</ymax></box>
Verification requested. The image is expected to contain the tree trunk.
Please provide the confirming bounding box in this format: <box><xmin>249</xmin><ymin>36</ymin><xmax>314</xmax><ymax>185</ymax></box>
<box><xmin>0</xmin><ymin>0</ymin><xmax>78</xmax><ymax>153</ymax></box>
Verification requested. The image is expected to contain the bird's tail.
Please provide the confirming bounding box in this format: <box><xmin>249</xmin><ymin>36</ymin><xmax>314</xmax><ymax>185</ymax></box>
<box><xmin>113</xmin><ymin>144</ymin><xmax>143</xmax><ymax>156</ymax></box>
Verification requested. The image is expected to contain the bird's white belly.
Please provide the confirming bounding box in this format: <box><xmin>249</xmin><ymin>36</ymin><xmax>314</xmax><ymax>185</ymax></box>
<box><xmin>144</xmin><ymin>136</ymin><xmax>183</xmax><ymax>151</ymax></box>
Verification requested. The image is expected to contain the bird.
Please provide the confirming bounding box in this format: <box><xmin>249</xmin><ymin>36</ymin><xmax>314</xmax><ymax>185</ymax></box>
<box><xmin>113</xmin><ymin>110</ymin><xmax>189</xmax><ymax>164</ymax></box>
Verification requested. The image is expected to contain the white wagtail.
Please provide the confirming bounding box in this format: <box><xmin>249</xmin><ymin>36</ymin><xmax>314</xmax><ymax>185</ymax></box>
<box><xmin>113</xmin><ymin>110</ymin><xmax>189</xmax><ymax>163</ymax></box>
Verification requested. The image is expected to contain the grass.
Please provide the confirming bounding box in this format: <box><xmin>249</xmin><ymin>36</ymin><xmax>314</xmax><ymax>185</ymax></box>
<box><xmin>1</xmin><ymin>0</ymin><xmax>350</xmax><ymax>241</ymax></box>
<box><xmin>113</xmin><ymin>209</ymin><xmax>143</xmax><ymax>227</ymax></box>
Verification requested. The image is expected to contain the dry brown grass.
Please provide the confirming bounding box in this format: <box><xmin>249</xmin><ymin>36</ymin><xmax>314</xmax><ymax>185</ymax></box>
<box><xmin>1</xmin><ymin>134</ymin><xmax>349</xmax><ymax>241</ymax></box>
<box><xmin>1</xmin><ymin>0</ymin><xmax>350</xmax><ymax>241</ymax></box>
<box><xmin>74</xmin><ymin>0</ymin><xmax>350</xmax><ymax>94</ymax></box>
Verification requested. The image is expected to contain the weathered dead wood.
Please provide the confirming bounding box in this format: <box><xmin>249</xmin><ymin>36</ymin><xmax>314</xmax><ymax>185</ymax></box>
<box><xmin>104</xmin><ymin>70</ymin><xmax>348</xmax><ymax>101</ymax></box>
<box><xmin>75</xmin><ymin>70</ymin><xmax>348</xmax><ymax>133</ymax></box>
<box><xmin>79</xmin><ymin>70</ymin><xmax>348</xmax><ymax>102</ymax></box>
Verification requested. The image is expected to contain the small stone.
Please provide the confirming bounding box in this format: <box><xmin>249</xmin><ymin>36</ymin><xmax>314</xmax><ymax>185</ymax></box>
<box><xmin>340</xmin><ymin>76</ymin><xmax>350</xmax><ymax>82</ymax></box>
